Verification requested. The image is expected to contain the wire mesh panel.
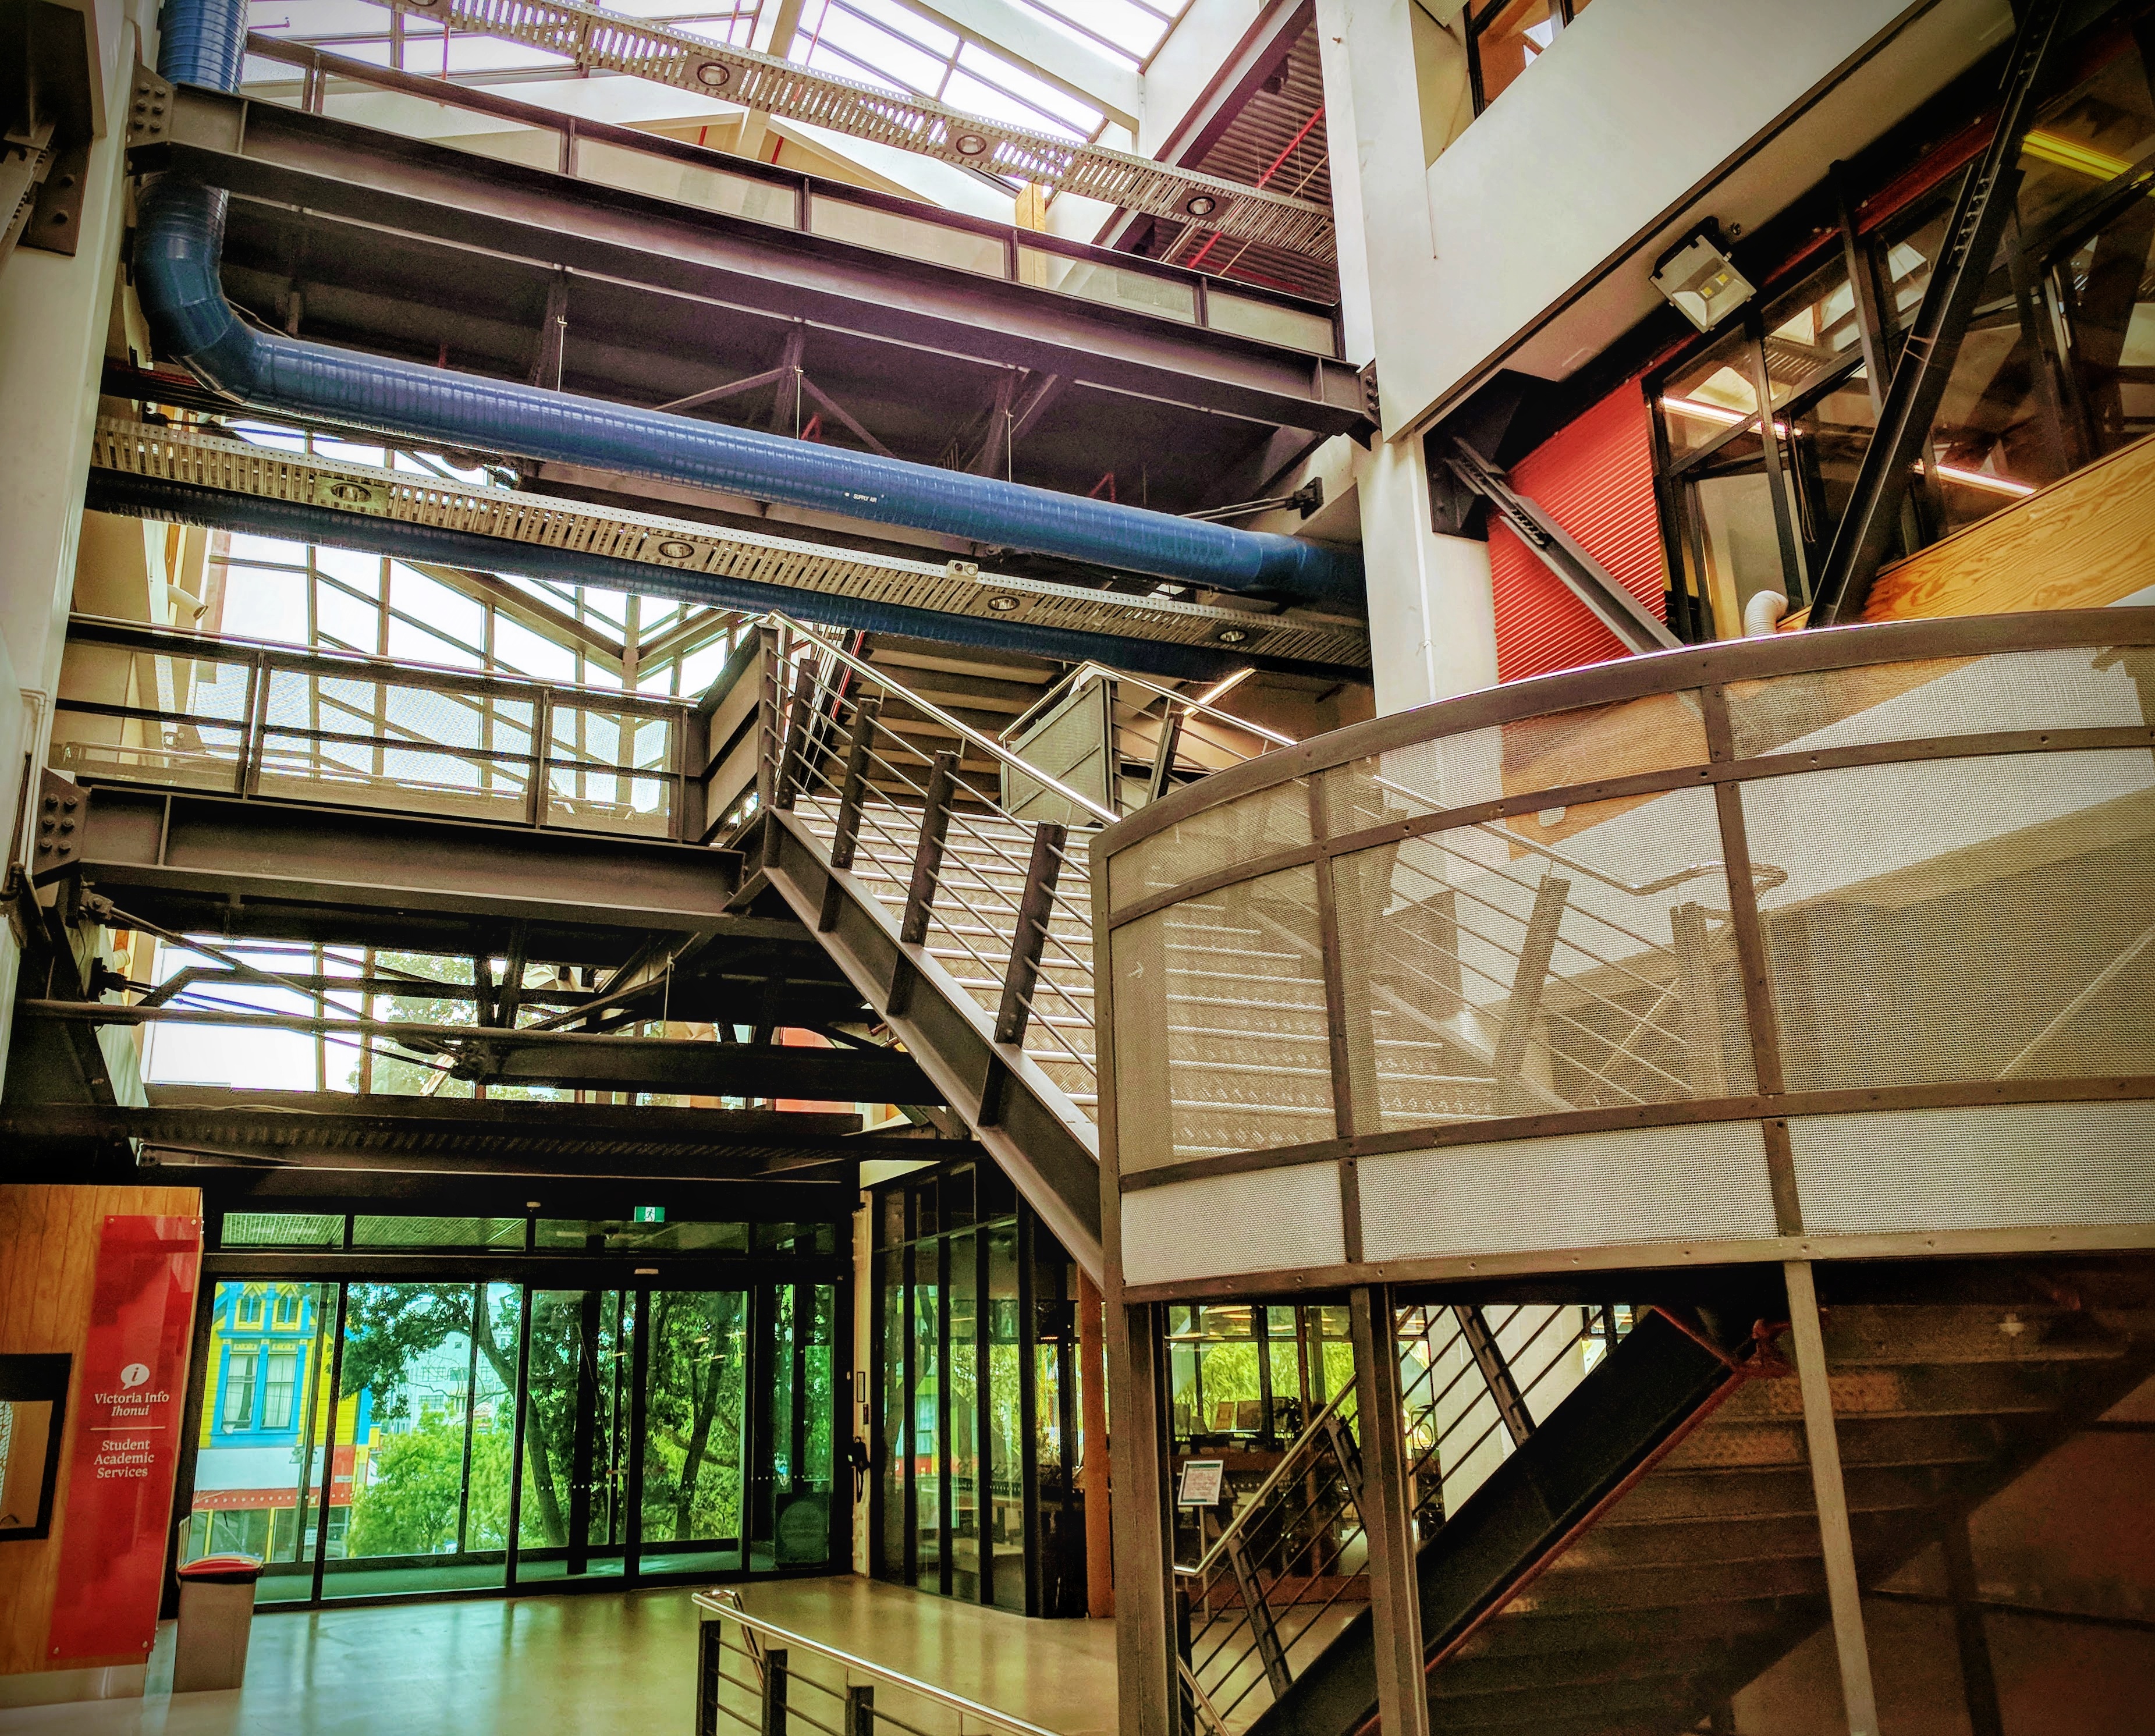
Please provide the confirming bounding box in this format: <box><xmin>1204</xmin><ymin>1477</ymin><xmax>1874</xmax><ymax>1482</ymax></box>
<box><xmin>1319</xmin><ymin>692</ymin><xmax>1710</xmax><ymax>836</ymax></box>
<box><xmin>1724</xmin><ymin>645</ymin><xmax>2154</xmax><ymax>758</ymax></box>
<box><xmin>1742</xmin><ymin>750</ymin><xmax>2155</xmax><ymax>1089</ymax></box>
<box><xmin>1788</xmin><ymin>1101</ymin><xmax>2155</xmax><ymax>1234</ymax></box>
<box><xmin>1356</xmin><ymin>1121</ymin><xmax>1780</xmax><ymax>1263</ymax></box>
<box><xmin>1328</xmin><ymin>786</ymin><xmax>1756</xmax><ymax>1133</ymax></box>
<box><xmin>1120</xmin><ymin>1165</ymin><xmax>1345</xmax><ymax>1288</ymax></box>
<box><xmin>51</xmin><ymin>645</ymin><xmax>257</xmax><ymax>790</ymax></box>
<box><xmin>1111</xmin><ymin>866</ymin><xmax>1334</xmax><ymax>1173</ymax></box>
<box><xmin>1107</xmin><ymin>779</ymin><xmax>1312</xmax><ymax>911</ymax></box>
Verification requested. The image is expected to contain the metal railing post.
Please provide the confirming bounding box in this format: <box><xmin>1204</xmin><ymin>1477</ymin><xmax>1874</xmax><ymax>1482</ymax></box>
<box><xmin>900</xmin><ymin>751</ymin><xmax>957</xmax><ymax>946</ymax></box>
<box><xmin>696</xmin><ymin>1620</ymin><xmax>724</xmax><ymax>1736</ymax></box>
<box><xmin>760</xmin><ymin>1646</ymin><xmax>789</xmax><ymax>1736</ymax></box>
<box><xmin>774</xmin><ymin>656</ymin><xmax>818</xmax><ymax>811</ymax></box>
<box><xmin>754</xmin><ymin>625</ymin><xmax>782</xmax><ymax>816</ymax></box>
<box><xmin>236</xmin><ymin>651</ymin><xmax>266</xmax><ymax>797</ymax></box>
<box><xmin>844</xmin><ymin>1684</ymin><xmax>875</xmax><ymax>1736</ymax></box>
<box><xmin>995</xmin><ymin>821</ymin><xmax>1066</xmax><ymax>1045</ymax></box>
<box><xmin>829</xmin><ymin>694</ymin><xmax>881</xmax><ymax>872</ymax></box>
<box><xmin>530</xmin><ymin>687</ymin><xmax>554</xmax><ymax>828</ymax></box>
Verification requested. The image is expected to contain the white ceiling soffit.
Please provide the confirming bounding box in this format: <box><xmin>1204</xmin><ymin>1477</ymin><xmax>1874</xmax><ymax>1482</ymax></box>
<box><xmin>1419</xmin><ymin>0</ymin><xmax>2013</xmax><ymax>431</ymax></box>
<box><xmin>373</xmin><ymin>0</ymin><xmax>1334</xmax><ymax>258</ymax></box>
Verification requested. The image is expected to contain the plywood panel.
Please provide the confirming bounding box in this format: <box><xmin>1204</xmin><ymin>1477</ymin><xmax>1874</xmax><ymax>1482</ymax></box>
<box><xmin>1863</xmin><ymin>431</ymin><xmax>2155</xmax><ymax>622</ymax></box>
<box><xmin>0</xmin><ymin>1185</ymin><xmax>199</xmax><ymax>1678</ymax></box>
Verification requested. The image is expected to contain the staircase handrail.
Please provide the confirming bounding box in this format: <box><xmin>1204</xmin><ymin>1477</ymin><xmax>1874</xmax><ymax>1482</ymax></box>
<box><xmin>770</xmin><ymin>612</ymin><xmax>1116</xmax><ymax>825</ymax></box>
<box><xmin>693</xmin><ymin>1588</ymin><xmax>1062</xmax><ymax>1736</ymax></box>
<box><xmin>1006</xmin><ymin>660</ymin><xmax>1300</xmax><ymax>750</ymax></box>
<box><xmin>1174</xmin><ymin>1376</ymin><xmax>1361</xmax><ymax>1580</ymax></box>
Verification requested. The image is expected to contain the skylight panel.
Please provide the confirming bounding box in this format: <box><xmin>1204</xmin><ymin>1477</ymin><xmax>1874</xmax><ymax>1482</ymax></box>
<box><xmin>942</xmin><ymin>65</ymin><xmax>1084</xmax><ymax>141</ymax></box>
<box><xmin>841</xmin><ymin>0</ymin><xmax>959</xmax><ymax>59</ymax></box>
<box><xmin>812</xmin><ymin>6</ymin><xmax>951</xmax><ymax>98</ymax></box>
<box><xmin>1010</xmin><ymin>0</ymin><xmax>1189</xmax><ymax>65</ymax></box>
<box><xmin>954</xmin><ymin>41</ymin><xmax>1100</xmax><ymax>134</ymax></box>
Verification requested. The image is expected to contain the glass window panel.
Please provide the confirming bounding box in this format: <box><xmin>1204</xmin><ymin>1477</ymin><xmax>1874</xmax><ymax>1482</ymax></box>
<box><xmin>947</xmin><ymin>1234</ymin><xmax>981</xmax><ymax>1600</ymax></box>
<box><xmin>910</xmin><ymin>1242</ymin><xmax>943</xmax><ymax>1592</ymax></box>
<box><xmin>986</xmin><ymin>1224</ymin><xmax>1025</xmax><ymax>1612</ymax></box>
<box><xmin>516</xmin><ymin>1288</ymin><xmax>630</xmax><ymax>1583</ymax></box>
<box><xmin>222</xmin><ymin>1215</ymin><xmax>342</xmax><ymax>1240</ymax></box>
<box><xmin>186</xmin><ymin>1281</ymin><xmax>338</xmax><ymax>1604</ymax></box>
<box><xmin>351</xmin><ymin>1216</ymin><xmax>525</xmax><ymax>1248</ymax></box>
<box><xmin>1762</xmin><ymin>258</ymin><xmax>1862</xmax><ymax>406</ymax></box>
<box><xmin>1330</xmin><ymin>786</ymin><xmax>1756</xmax><ymax>1135</ymax></box>
<box><xmin>319</xmin><ymin>1283</ymin><xmax>521</xmax><ymax>1597</ymax></box>
<box><xmin>878</xmin><ymin>1249</ymin><xmax>907</xmax><ymax>1576</ymax></box>
<box><xmin>1688</xmin><ymin>465</ymin><xmax>1801</xmax><ymax>638</ymax></box>
<box><xmin>811</xmin><ymin>198</ymin><xmax>1007</xmax><ymax>277</ymax></box>
<box><xmin>638</xmin><ymin>1288</ymin><xmax>748</xmax><ymax>1577</ymax></box>
<box><xmin>1743</xmin><ymin>750</ymin><xmax>2155</xmax><ymax>1091</ymax></box>
<box><xmin>535</xmin><ymin>1219</ymin><xmax>749</xmax><ymax>1252</ymax></box>
<box><xmin>574</xmin><ymin>138</ymin><xmax>797</xmax><ymax>226</ymax></box>
<box><xmin>1205</xmin><ymin>289</ymin><xmax>1337</xmax><ymax>354</ymax></box>
<box><xmin>1018</xmin><ymin>247</ymin><xmax>1195</xmax><ymax>321</ymax></box>
<box><xmin>1659</xmin><ymin>324</ymin><xmax>1762</xmax><ymax>455</ymax></box>
<box><xmin>1474</xmin><ymin>0</ymin><xmax>1562</xmax><ymax>106</ymax></box>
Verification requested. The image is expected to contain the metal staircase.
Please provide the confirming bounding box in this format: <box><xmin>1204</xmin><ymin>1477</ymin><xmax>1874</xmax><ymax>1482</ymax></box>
<box><xmin>1219</xmin><ymin>1272</ymin><xmax>2155</xmax><ymax>1736</ymax></box>
<box><xmin>725</xmin><ymin>617</ymin><xmax>1298</xmax><ymax>1276</ymax></box>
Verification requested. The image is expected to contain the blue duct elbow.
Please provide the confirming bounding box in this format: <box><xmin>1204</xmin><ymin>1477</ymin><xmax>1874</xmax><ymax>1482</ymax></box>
<box><xmin>141</xmin><ymin>5</ymin><xmax>1363</xmax><ymax>613</ymax></box>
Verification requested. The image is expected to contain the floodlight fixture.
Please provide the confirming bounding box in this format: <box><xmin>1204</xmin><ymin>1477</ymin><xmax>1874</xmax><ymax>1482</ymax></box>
<box><xmin>1652</xmin><ymin>225</ymin><xmax>1755</xmax><ymax>333</ymax></box>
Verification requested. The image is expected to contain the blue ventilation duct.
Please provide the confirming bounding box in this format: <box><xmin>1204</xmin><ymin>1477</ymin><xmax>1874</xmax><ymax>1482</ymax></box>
<box><xmin>138</xmin><ymin>0</ymin><xmax>1362</xmax><ymax>612</ymax></box>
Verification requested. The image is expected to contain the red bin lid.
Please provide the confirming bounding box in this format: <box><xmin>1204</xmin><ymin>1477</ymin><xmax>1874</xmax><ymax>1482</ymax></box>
<box><xmin>178</xmin><ymin>1553</ymin><xmax>265</xmax><ymax>1583</ymax></box>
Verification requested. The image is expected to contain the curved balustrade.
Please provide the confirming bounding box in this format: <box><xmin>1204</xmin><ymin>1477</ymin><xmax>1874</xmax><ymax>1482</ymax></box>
<box><xmin>1094</xmin><ymin>611</ymin><xmax>2155</xmax><ymax>1298</ymax></box>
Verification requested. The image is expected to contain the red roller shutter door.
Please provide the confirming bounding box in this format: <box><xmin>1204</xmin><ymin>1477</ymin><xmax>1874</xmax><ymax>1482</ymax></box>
<box><xmin>1486</xmin><ymin>384</ymin><xmax>1669</xmax><ymax>684</ymax></box>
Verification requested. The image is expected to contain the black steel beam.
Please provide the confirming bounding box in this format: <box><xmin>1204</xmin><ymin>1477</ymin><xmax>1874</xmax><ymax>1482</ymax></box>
<box><xmin>72</xmin><ymin>783</ymin><xmax>754</xmax><ymax>938</ymax></box>
<box><xmin>1436</xmin><ymin>435</ymin><xmax>1679</xmax><ymax>655</ymax></box>
<box><xmin>134</xmin><ymin>83</ymin><xmax>1369</xmax><ymax>438</ymax></box>
<box><xmin>1811</xmin><ymin>0</ymin><xmax>2067</xmax><ymax>625</ymax></box>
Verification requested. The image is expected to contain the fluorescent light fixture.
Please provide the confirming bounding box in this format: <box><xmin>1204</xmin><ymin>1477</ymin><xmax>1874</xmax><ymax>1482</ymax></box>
<box><xmin>1925</xmin><ymin>461</ymin><xmax>2036</xmax><ymax>498</ymax></box>
<box><xmin>1652</xmin><ymin>227</ymin><xmax>1756</xmax><ymax>333</ymax></box>
<box><xmin>1188</xmin><ymin>666</ymin><xmax>1255</xmax><ymax>711</ymax></box>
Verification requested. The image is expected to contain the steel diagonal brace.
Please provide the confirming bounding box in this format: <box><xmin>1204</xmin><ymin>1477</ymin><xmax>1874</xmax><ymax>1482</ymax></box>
<box><xmin>1811</xmin><ymin>0</ymin><xmax>2067</xmax><ymax>624</ymax></box>
<box><xmin>1435</xmin><ymin>436</ymin><xmax>1679</xmax><ymax>655</ymax></box>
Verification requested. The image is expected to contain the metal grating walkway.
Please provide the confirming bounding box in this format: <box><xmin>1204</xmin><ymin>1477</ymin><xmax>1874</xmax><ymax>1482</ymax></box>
<box><xmin>91</xmin><ymin>418</ymin><xmax>1368</xmax><ymax>666</ymax></box>
<box><xmin>375</xmin><ymin>0</ymin><xmax>1335</xmax><ymax>260</ymax></box>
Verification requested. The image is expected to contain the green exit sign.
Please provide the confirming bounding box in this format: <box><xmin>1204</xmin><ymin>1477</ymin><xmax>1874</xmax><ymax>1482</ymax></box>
<box><xmin>632</xmin><ymin>1206</ymin><xmax>665</xmax><ymax>1224</ymax></box>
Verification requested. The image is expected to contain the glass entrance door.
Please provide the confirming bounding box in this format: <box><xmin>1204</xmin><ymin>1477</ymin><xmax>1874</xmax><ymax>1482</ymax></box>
<box><xmin>638</xmin><ymin>1288</ymin><xmax>748</xmax><ymax>1577</ymax></box>
<box><xmin>517</xmin><ymin>1287</ymin><xmax>631</xmax><ymax>1584</ymax></box>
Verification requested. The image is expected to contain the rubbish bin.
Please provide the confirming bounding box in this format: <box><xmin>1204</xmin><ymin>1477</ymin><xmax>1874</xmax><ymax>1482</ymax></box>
<box><xmin>173</xmin><ymin>1554</ymin><xmax>264</xmax><ymax>1692</ymax></box>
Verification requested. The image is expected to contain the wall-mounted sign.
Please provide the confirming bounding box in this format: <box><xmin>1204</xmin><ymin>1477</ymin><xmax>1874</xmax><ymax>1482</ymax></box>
<box><xmin>46</xmin><ymin>1216</ymin><xmax>202</xmax><ymax>1661</ymax></box>
<box><xmin>1176</xmin><ymin>1458</ymin><xmax>1226</xmax><ymax>1508</ymax></box>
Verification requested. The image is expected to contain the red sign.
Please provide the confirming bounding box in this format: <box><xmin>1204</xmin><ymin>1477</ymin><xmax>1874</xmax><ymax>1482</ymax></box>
<box><xmin>47</xmin><ymin>1215</ymin><xmax>203</xmax><ymax>1661</ymax></box>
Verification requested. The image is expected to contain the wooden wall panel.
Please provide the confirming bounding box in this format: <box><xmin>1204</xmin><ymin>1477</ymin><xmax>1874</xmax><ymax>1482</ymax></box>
<box><xmin>0</xmin><ymin>1184</ymin><xmax>200</xmax><ymax>1679</ymax></box>
<box><xmin>1862</xmin><ymin>431</ymin><xmax>2155</xmax><ymax>622</ymax></box>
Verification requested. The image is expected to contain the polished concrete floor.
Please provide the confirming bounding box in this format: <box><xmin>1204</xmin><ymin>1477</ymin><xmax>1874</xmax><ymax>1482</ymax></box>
<box><xmin>0</xmin><ymin>1576</ymin><xmax>1118</xmax><ymax>1736</ymax></box>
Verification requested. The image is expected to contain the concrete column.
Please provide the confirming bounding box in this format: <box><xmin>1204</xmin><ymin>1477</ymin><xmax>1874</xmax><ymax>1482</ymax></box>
<box><xmin>0</xmin><ymin>0</ymin><xmax>148</xmax><ymax>1087</ymax></box>
<box><xmin>1359</xmin><ymin>434</ymin><xmax>1497</xmax><ymax>715</ymax></box>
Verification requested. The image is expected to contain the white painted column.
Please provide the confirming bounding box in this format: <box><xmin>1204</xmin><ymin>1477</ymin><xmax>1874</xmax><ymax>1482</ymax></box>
<box><xmin>0</xmin><ymin>0</ymin><xmax>147</xmax><ymax>1085</ymax></box>
<box><xmin>1316</xmin><ymin>1</ymin><xmax>1497</xmax><ymax>716</ymax></box>
<box><xmin>1359</xmin><ymin>433</ymin><xmax>1497</xmax><ymax>715</ymax></box>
